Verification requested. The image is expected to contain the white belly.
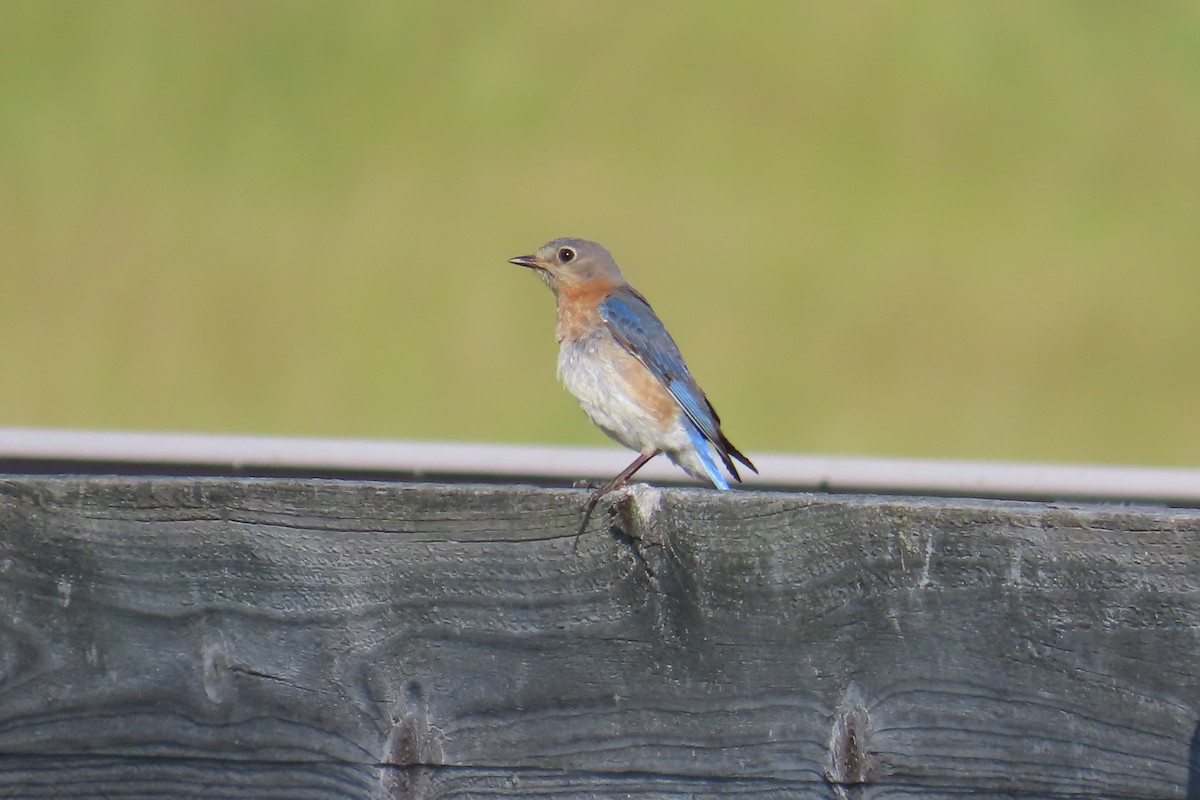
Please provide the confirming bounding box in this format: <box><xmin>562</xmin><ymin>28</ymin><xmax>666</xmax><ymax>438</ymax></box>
<box><xmin>557</xmin><ymin>336</ymin><xmax>689</xmax><ymax>455</ymax></box>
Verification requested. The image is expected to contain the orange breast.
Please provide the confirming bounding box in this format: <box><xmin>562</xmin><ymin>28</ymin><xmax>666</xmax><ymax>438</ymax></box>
<box><xmin>555</xmin><ymin>282</ymin><xmax>614</xmax><ymax>342</ymax></box>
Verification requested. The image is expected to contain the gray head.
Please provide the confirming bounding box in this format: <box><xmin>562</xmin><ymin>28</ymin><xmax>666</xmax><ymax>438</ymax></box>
<box><xmin>508</xmin><ymin>238</ymin><xmax>625</xmax><ymax>294</ymax></box>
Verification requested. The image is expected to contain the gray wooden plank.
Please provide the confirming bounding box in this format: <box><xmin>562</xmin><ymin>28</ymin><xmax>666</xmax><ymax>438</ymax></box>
<box><xmin>0</xmin><ymin>476</ymin><xmax>1198</xmax><ymax>799</ymax></box>
<box><xmin>0</xmin><ymin>758</ymin><xmax>827</xmax><ymax>800</ymax></box>
<box><xmin>0</xmin><ymin>755</ymin><xmax>377</xmax><ymax>799</ymax></box>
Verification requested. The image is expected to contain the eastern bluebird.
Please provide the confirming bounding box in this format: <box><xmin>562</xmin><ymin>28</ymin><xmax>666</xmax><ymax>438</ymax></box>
<box><xmin>509</xmin><ymin>238</ymin><xmax>756</xmax><ymax>513</ymax></box>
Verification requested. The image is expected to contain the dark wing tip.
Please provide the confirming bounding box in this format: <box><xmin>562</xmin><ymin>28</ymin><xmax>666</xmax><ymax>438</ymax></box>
<box><xmin>711</xmin><ymin>434</ymin><xmax>757</xmax><ymax>484</ymax></box>
<box><xmin>724</xmin><ymin>438</ymin><xmax>758</xmax><ymax>475</ymax></box>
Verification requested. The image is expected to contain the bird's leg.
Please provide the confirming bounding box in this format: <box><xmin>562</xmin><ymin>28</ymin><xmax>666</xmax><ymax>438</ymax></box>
<box><xmin>575</xmin><ymin>450</ymin><xmax>661</xmax><ymax>542</ymax></box>
<box><xmin>583</xmin><ymin>449</ymin><xmax>661</xmax><ymax>512</ymax></box>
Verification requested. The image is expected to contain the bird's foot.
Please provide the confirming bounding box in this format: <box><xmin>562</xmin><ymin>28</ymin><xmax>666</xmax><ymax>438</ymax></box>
<box><xmin>571</xmin><ymin>451</ymin><xmax>661</xmax><ymax>552</ymax></box>
<box><xmin>572</xmin><ymin>484</ymin><xmax>619</xmax><ymax>551</ymax></box>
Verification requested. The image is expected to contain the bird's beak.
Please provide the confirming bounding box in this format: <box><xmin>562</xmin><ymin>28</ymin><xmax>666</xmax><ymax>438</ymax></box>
<box><xmin>508</xmin><ymin>255</ymin><xmax>543</xmax><ymax>270</ymax></box>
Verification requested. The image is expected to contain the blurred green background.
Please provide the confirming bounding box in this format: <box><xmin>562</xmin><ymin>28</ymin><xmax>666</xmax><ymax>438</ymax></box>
<box><xmin>2</xmin><ymin>1</ymin><xmax>1198</xmax><ymax>466</ymax></box>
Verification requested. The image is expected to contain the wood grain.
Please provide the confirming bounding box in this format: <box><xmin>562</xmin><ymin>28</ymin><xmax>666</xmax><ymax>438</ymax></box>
<box><xmin>1</xmin><ymin>476</ymin><xmax>1198</xmax><ymax>798</ymax></box>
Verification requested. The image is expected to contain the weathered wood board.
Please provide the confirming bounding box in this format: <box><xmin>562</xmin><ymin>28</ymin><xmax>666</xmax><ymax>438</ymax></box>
<box><xmin>0</xmin><ymin>476</ymin><xmax>1198</xmax><ymax>799</ymax></box>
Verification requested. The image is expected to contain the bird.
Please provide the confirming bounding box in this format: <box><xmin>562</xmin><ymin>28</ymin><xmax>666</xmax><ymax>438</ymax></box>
<box><xmin>509</xmin><ymin>237</ymin><xmax>756</xmax><ymax>517</ymax></box>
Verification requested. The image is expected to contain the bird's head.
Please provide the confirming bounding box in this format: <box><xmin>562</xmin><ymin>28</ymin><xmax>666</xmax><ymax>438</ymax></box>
<box><xmin>508</xmin><ymin>238</ymin><xmax>624</xmax><ymax>295</ymax></box>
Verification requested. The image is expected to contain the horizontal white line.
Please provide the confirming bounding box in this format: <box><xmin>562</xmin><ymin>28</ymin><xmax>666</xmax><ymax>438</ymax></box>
<box><xmin>1</xmin><ymin>427</ymin><xmax>1197</xmax><ymax>505</ymax></box>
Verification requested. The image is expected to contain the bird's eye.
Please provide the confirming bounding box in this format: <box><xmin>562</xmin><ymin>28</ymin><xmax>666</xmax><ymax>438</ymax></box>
<box><xmin>558</xmin><ymin>247</ymin><xmax>576</xmax><ymax>263</ymax></box>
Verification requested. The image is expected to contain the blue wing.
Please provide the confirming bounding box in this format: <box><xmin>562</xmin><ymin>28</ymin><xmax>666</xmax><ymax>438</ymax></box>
<box><xmin>599</xmin><ymin>290</ymin><xmax>743</xmax><ymax>484</ymax></box>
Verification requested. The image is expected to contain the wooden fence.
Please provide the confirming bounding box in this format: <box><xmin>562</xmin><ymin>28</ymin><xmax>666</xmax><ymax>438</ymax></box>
<box><xmin>1</xmin><ymin>469</ymin><xmax>1199</xmax><ymax>798</ymax></box>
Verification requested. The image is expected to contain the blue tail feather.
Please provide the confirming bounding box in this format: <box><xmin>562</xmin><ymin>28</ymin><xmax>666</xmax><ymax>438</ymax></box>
<box><xmin>685</xmin><ymin>420</ymin><xmax>730</xmax><ymax>490</ymax></box>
